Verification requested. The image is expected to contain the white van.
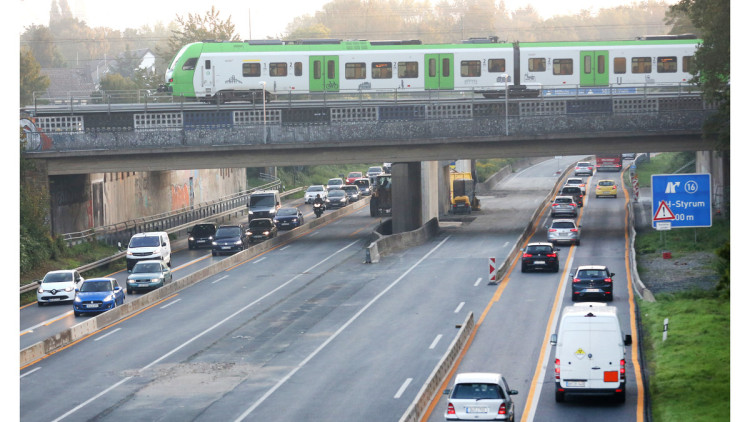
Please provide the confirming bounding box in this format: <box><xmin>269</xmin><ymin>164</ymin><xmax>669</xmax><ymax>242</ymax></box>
<box><xmin>126</xmin><ymin>232</ymin><xmax>171</xmax><ymax>271</ymax></box>
<box><xmin>550</xmin><ymin>303</ymin><xmax>632</xmax><ymax>403</ymax></box>
<box><xmin>247</xmin><ymin>190</ymin><xmax>281</xmax><ymax>223</ymax></box>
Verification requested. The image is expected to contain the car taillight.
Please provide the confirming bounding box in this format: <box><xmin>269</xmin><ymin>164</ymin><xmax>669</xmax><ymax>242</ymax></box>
<box><xmin>447</xmin><ymin>403</ymin><xmax>456</xmax><ymax>415</ymax></box>
<box><xmin>570</xmin><ymin>228</ymin><xmax>578</xmax><ymax>232</ymax></box>
<box><xmin>613</xmin><ymin>185</ymin><xmax>617</xmax><ymax>189</ymax></box>
<box><xmin>604</xmin><ymin>278</ymin><xmax>612</xmax><ymax>283</ymax></box>
<box><xmin>620</xmin><ymin>359</ymin><xmax>626</xmax><ymax>380</ymax></box>
<box><xmin>548</xmin><ymin>229</ymin><xmax>557</xmax><ymax>232</ymax></box>
<box><xmin>498</xmin><ymin>402</ymin><xmax>507</xmax><ymax>415</ymax></box>
<box><xmin>573</xmin><ymin>278</ymin><xmax>581</xmax><ymax>283</ymax></box>
<box><xmin>551</xmin><ymin>203</ymin><xmax>559</xmax><ymax>207</ymax></box>
<box><xmin>523</xmin><ymin>253</ymin><xmax>532</xmax><ymax>258</ymax></box>
<box><xmin>546</xmin><ymin>253</ymin><xmax>557</xmax><ymax>257</ymax></box>
<box><xmin>555</xmin><ymin>358</ymin><xmax>561</xmax><ymax>380</ymax></box>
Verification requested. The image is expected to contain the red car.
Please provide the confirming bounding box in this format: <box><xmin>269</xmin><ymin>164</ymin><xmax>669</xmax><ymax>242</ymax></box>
<box><xmin>345</xmin><ymin>171</ymin><xmax>363</xmax><ymax>184</ymax></box>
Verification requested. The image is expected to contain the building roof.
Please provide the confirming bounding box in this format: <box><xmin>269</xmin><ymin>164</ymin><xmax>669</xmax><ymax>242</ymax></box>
<box><xmin>40</xmin><ymin>67</ymin><xmax>97</xmax><ymax>98</ymax></box>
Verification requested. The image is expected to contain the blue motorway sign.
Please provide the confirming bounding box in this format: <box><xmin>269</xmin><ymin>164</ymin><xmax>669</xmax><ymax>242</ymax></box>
<box><xmin>651</xmin><ymin>173</ymin><xmax>712</xmax><ymax>228</ymax></box>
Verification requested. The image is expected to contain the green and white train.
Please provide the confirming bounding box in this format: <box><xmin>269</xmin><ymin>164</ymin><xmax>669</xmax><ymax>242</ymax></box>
<box><xmin>160</xmin><ymin>35</ymin><xmax>700</xmax><ymax>102</ymax></box>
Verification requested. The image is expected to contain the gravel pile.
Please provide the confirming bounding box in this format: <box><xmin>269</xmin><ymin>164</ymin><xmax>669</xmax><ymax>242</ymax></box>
<box><xmin>636</xmin><ymin>251</ymin><xmax>719</xmax><ymax>295</ymax></box>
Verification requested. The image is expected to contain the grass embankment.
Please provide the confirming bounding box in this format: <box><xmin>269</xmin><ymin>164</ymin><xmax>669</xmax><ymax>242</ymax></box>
<box><xmin>625</xmin><ymin>152</ymin><xmax>695</xmax><ymax>188</ymax></box>
<box><xmin>634</xmin><ymin>151</ymin><xmax>729</xmax><ymax>421</ymax></box>
<box><xmin>639</xmin><ymin>291</ymin><xmax>729</xmax><ymax>421</ymax></box>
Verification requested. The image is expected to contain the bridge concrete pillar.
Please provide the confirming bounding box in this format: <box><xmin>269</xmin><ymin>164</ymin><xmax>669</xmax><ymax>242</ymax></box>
<box><xmin>391</xmin><ymin>162</ymin><xmax>423</xmax><ymax>233</ymax></box>
<box><xmin>421</xmin><ymin>161</ymin><xmax>439</xmax><ymax>224</ymax></box>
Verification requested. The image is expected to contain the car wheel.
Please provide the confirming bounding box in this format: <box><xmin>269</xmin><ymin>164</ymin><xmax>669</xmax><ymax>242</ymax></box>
<box><xmin>553</xmin><ymin>263</ymin><xmax>559</xmax><ymax>272</ymax></box>
<box><xmin>74</xmin><ymin>311</ymin><xmax>81</xmax><ymax>317</ymax></box>
<box><xmin>575</xmin><ymin>240</ymin><xmax>580</xmax><ymax>246</ymax></box>
<box><xmin>556</xmin><ymin>390</ymin><xmax>565</xmax><ymax>403</ymax></box>
<box><xmin>596</xmin><ymin>194</ymin><xmax>599</xmax><ymax>198</ymax></box>
<box><xmin>607</xmin><ymin>293</ymin><xmax>614</xmax><ymax>302</ymax></box>
<box><xmin>521</xmin><ymin>265</ymin><xmax>527</xmax><ymax>273</ymax></box>
<box><xmin>614</xmin><ymin>194</ymin><xmax>617</xmax><ymax>198</ymax></box>
<box><xmin>615</xmin><ymin>390</ymin><xmax>626</xmax><ymax>404</ymax></box>
<box><xmin>571</xmin><ymin>293</ymin><xmax>577</xmax><ymax>302</ymax></box>
<box><xmin>212</xmin><ymin>250</ymin><xmax>217</xmax><ymax>256</ymax></box>
<box><xmin>188</xmin><ymin>244</ymin><xmax>194</xmax><ymax>250</ymax></box>
<box><xmin>127</xmin><ymin>288</ymin><xmax>133</xmax><ymax>295</ymax></box>
<box><xmin>37</xmin><ymin>301</ymin><xmax>44</xmax><ymax>307</ymax></box>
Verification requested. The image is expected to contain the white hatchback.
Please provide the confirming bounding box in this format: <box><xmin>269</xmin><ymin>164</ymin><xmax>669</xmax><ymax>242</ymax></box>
<box><xmin>36</xmin><ymin>269</ymin><xmax>85</xmax><ymax>306</ymax></box>
<box><xmin>304</xmin><ymin>185</ymin><xmax>328</xmax><ymax>203</ymax></box>
<box><xmin>444</xmin><ymin>372</ymin><xmax>517</xmax><ymax>421</ymax></box>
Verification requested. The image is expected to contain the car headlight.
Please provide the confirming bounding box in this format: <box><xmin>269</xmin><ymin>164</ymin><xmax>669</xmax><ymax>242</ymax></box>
<box><xmin>38</xmin><ymin>287</ymin><xmax>43</xmax><ymax>294</ymax></box>
<box><xmin>234</xmin><ymin>240</ymin><xmax>242</xmax><ymax>245</ymax></box>
<box><xmin>248</xmin><ymin>211</ymin><xmax>254</xmax><ymax>215</ymax></box>
<box><xmin>274</xmin><ymin>218</ymin><xmax>280</xmax><ymax>223</ymax></box>
<box><xmin>74</xmin><ymin>296</ymin><xmax>82</xmax><ymax>303</ymax></box>
<box><xmin>292</xmin><ymin>218</ymin><xmax>298</xmax><ymax>222</ymax></box>
<box><xmin>104</xmin><ymin>294</ymin><xmax>114</xmax><ymax>302</ymax></box>
<box><xmin>269</xmin><ymin>210</ymin><xmax>276</xmax><ymax>215</ymax></box>
<box><xmin>262</xmin><ymin>231</ymin><xmax>270</xmax><ymax>235</ymax></box>
<box><xmin>188</xmin><ymin>236</ymin><xmax>195</xmax><ymax>241</ymax></box>
<box><xmin>64</xmin><ymin>286</ymin><xmax>73</xmax><ymax>292</ymax></box>
<box><xmin>151</xmin><ymin>278</ymin><xmax>161</xmax><ymax>283</ymax></box>
<box><xmin>212</xmin><ymin>241</ymin><xmax>218</xmax><ymax>246</ymax></box>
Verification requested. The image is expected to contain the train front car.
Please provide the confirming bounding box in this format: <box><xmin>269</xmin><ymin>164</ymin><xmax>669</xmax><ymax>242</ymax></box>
<box><xmin>159</xmin><ymin>42</ymin><xmax>202</xmax><ymax>99</ymax></box>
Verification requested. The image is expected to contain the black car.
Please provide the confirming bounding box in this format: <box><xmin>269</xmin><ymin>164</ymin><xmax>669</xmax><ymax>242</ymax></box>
<box><xmin>274</xmin><ymin>207</ymin><xmax>304</xmax><ymax>230</ymax></box>
<box><xmin>560</xmin><ymin>186</ymin><xmax>584</xmax><ymax>208</ymax></box>
<box><xmin>571</xmin><ymin>265</ymin><xmax>615</xmax><ymax>301</ymax></box>
<box><xmin>521</xmin><ymin>242</ymin><xmax>560</xmax><ymax>272</ymax></box>
<box><xmin>188</xmin><ymin>222</ymin><xmax>217</xmax><ymax>249</ymax></box>
<box><xmin>211</xmin><ymin>225</ymin><xmax>250</xmax><ymax>256</ymax></box>
<box><xmin>247</xmin><ymin>218</ymin><xmax>278</xmax><ymax>242</ymax></box>
<box><xmin>325</xmin><ymin>189</ymin><xmax>349</xmax><ymax>209</ymax></box>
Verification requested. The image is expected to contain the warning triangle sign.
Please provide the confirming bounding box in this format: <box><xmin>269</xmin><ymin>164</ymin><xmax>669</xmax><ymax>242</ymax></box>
<box><xmin>654</xmin><ymin>200</ymin><xmax>676</xmax><ymax>221</ymax></box>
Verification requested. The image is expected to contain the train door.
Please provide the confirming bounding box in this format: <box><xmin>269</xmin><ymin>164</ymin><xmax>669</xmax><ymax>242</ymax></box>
<box><xmin>580</xmin><ymin>51</ymin><xmax>609</xmax><ymax>86</ymax></box>
<box><xmin>425</xmin><ymin>54</ymin><xmax>454</xmax><ymax>90</ymax></box>
<box><xmin>309</xmin><ymin>56</ymin><xmax>340</xmax><ymax>92</ymax></box>
<box><xmin>201</xmin><ymin>59</ymin><xmax>214</xmax><ymax>95</ymax></box>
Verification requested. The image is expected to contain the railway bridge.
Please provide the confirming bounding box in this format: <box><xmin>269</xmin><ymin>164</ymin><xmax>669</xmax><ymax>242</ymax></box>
<box><xmin>22</xmin><ymin>92</ymin><xmax>716</xmax><ymax>234</ymax></box>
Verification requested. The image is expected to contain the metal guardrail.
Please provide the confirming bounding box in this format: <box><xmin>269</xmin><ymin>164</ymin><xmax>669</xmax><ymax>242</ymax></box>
<box><xmin>21</xmin><ymin>183</ymin><xmax>306</xmax><ymax>296</ymax></box>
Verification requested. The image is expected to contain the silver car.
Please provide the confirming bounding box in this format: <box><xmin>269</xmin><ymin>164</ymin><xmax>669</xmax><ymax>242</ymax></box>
<box><xmin>444</xmin><ymin>372</ymin><xmax>517</xmax><ymax>421</ymax></box>
<box><xmin>547</xmin><ymin>219</ymin><xmax>581</xmax><ymax>246</ymax></box>
<box><xmin>574</xmin><ymin>161</ymin><xmax>594</xmax><ymax>176</ymax></box>
<box><xmin>564</xmin><ymin>177</ymin><xmax>586</xmax><ymax>195</ymax></box>
<box><xmin>304</xmin><ymin>185</ymin><xmax>328</xmax><ymax>203</ymax></box>
<box><xmin>550</xmin><ymin>196</ymin><xmax>578</xmax><ymax>218</ymax></box>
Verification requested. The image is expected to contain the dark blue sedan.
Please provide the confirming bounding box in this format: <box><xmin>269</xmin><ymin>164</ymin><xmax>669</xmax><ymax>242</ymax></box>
<box><xmin>73</xmin><ymin>278</ymin><xmax>125</xmax><ymax>316</ymax></box>
<box><xmin>274</xmin><ymin>207</ymin><xmax>304</xmax><ymax>229</ymax></box>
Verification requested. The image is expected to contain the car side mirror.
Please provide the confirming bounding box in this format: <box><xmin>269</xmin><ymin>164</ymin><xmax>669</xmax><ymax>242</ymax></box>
<box><xmin>127</xmin><ymin>269</ymin><xmax>132</xmax><ymax>273</ymax></box>
<box><xmin>75</xmin><ymin>288</ymin><xmax>79</xmax><ymax>293</ymax></box>
<box><xmin>509</xmin><ymin>389</ymin><xmax>518</xmax><ymax>395</ymax></box>
<box><xmin>114</xmin><ymin>286</ymin><xmax>121</xmax><ymax>291</ymax></box>
<box><xmin>610</xmin><ymin>272</ymin><xmax>615</xmax><ymax>277</ymax></box>
<box><xmin>162</xmin><ymin>242</ymin><xmax>167</xmax><ymax>247</ymax></box>
<box><xmin>443</xmin><ymin>389</ymin><xmax>451</xmax><ymax>395</ymax></box>
<box><xmin>624</xmin><ymin>334</ymin><xmax>632</xmax><ymax>346</ymax></box>
<box><xmin>550</xmin><ymin>333</ymin><xmax>557</xmax><ymax>345</ymax></box>
<box><xmin>554</xmin><ymin>248</ymin><xmax>560</xmax><ymax>252</ymax></box>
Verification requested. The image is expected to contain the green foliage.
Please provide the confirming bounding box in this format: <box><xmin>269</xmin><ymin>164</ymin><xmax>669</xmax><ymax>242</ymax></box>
<box><xmin>635</xmin><ymin>218</ymin><xmax>728</xmax><ymax>254</ymax></box>
<box><xmin>475</xmin><ymin>158</ymin><xmax>514</xmax><ymax>182</ymax></box>
<box><xmin>20</xmin><ymin>47</ymin><xmax>50</xmax><ymax>106</ymax></box>
<box><xmin>714</xmin><ymin>241</ymin><xmax>729</xmax><ymax>295</ymax></box>
<box><xmin>164</xmin><ymin>6</ymin><xmax>241</xmax><ymax>65</ymax></box>
<box><xmin>639</xmin><ymin>291</ymin><xmax>729</xmax><ymax>421</ymax></box>
<box><xmin>632</xmin><ymin>152</ymin><xmax>695</xmax><ymax>188</ymax></box>
<box><xmin>20</xmin><ymin>24</ymin><xmax>66</xmax><ymax>67</ymax></box>
<box><xmin>98</xmin><ymin>73</ymin><xmax>140</xmax><ymax>92</ymax></box>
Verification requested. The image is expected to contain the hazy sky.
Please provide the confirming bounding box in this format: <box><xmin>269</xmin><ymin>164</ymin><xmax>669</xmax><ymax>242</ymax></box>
<box><xmin>18</xmin><ymin>0</ymin><xmax>676</xmax><ymax>39</ymax></box>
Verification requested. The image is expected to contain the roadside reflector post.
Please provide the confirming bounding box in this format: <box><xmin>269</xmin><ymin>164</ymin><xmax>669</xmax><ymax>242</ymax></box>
<box><xmin>489</xmin><ymin>257</ymin><xmax>496</xmax><ymax>284</ymax></box>
<box><xmin>663</xmin><ymin>318</ymin><xmax>669</xmax><ymax>342</ymax></box>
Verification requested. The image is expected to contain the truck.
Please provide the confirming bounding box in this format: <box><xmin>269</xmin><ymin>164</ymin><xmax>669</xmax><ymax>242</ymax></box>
<box><xmin>550</xmin><ymin>303</ymin><xmax>632</xmax><ymax>403</ymax></box>
<box><xmin>369</xmin><ymin>174</ymin><xmax>392</xmax><ymax>217</ymax></box>
<box><xmin>596</xmin><ymin>154</ymin><xmax>623</xmax><ymax>172</ymax></box>
<box><xmin>449</xmin><ymin>171</ymin><xmax>480</xmax><ymax>214</ymax></box>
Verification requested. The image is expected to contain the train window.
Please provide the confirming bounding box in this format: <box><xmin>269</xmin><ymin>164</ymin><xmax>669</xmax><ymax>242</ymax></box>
<box><xmin>182</xmin><ymin>58</ymin><xmax>198</xmax><ymax>71</ymax></box>
<box><xmin>528</xmin><ymin>58</ymin><xmax>546</xmax><ymax>72</ymax></box>
<box><xmin>242</xmin><ymin>62</ymin><xmax>260</xmax><ymax>77</ymax></box>
<box><xmin>314</xmin><ymin>60</ymin><xmax>322</xmax><ymax>80</ymax></box>
<box><xmin>597</xmin><ymin>55</ymin><xmax>605</xmax><ymax>74</ymax></box>
<box><xmin>205</xmin><ymin>60</ymin><xmax>211</xmax><ymax>70</ymax></box>
<box><xmin>327</xmin><ymin>60</ymin><xmax>336</xmax><ymax>79</ymax></box>
<box><xmin>488</xmin><ymin>59</ymin><xmax>505</xmax><ymax>73</ymax></box>
<box><xmin>345</xmin><ymin>63</ymin><xmax>366</xmax><ymax>79</ymax></box>
<box><xmin>657</xmin><ymin>56</ymin><xmax>677</xmax><ymax>73</ymax></box>
<box><xmin>372</xmin><ymin>62</ymin><xmax>392</xmax><ymax>79</ymax></box>
<box><xmin>614</xmin><ymin>57</ymin><xmax>626</xmax><ymax>74</ymax></box>
<box><xmin>270</xmin><ymin>62</ymin><xmax>288</xmax><ymax>77</ymax></box>
<box><xmin>461</xmin><ymin>60</ymin><xmax>481</xmax><ymax>77</ymax></box>
<box><xmin>294</xmin><ymin>62</ymin><xmax>303</xmax><ymax>77</ymax></box>
<box><xmin>553</xmin><ymin>59</ymin><xmax>573</xmax><ymax>75</ymax></box>
<box><xmin>428</xmin><ymin>59</ymin><xmax>436</xmax><ymax>77</ymax></box>
<box><xmin>442</xmin><ymin>58</ymin><xmax>451</xmax><ymax>77</ymax></box>
<box><xmin>583</xmin><ymin>56</ymin><xmax>591</xmax><ymax>74</ymax></box>
<box><xmin>682</xmin><ymin>56</ymin><xmax>694</xmax><ymax>73</ymax></box>
<box><xmin>631</xmin><ymin>57</ymin><xmax>652</xmax><ymax>73</ymax></box>
<box><xmin>398</xmin><ymin>61</ymin><xmax>419</xmax><ymax>78</ymax></box>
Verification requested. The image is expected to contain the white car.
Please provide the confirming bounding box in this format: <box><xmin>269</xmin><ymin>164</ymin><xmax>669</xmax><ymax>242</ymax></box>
<box><xmin>304</xmin><ymin>185</ymin><xmax>328</xmax><ymax>203</ymax></box>
<box><xmin>444</xmin><ymin>372</ymin><xmax>517</xmax><ymax>421</ymax></box>
<box><xmin>564</xmin><ymin>177</ymin><xmax>587</xmax><ymax>195</ymax></box>
<box><xmin>326</xmin><ymin>178</ymin><xmax>345</xmax><ymax>190</ymax></box>
<box><xmin>36</xmin><ymin>269</ymin><xmax>85</xmax><ymax>306</ymax></box>
<box><xmin>574</xmin><ymin>161</ymin><xmax>594</xmax><ymax>176</ymax></box>
<box><xmin>366</xmin><ymin>166</ymin><xmax>384</xmax><ymax>177</ymax></box>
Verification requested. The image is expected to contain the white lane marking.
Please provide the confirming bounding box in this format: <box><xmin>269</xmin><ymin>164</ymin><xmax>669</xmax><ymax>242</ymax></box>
<box><xmin>454</xmin><ymin>302</ymin><xmax>465</xmax><ymax>314</ymax></box>
<box><xmin>52</xmin><ymin>240</ymin><xmax>361</xmax><ymax>422</ymax></box>
<box><xmin>280</xmin><ymin>245</ymin><xmax>291</xmax><ymax>251</ymax></box>
<box><xmin>233</xmin><ymin>236</ymin><xmax>451</xmax><ymax>421</ymax></box>
<box><xmin>173</xmin><ymin>254</ymin><xmax>212</xmax><ymax>271</ymax></box>
<box><xmin>160</xmin><ymin>299</ymin><xmax>182</xmax><ymax>309</ymax></box>
<box><xmin>394</xmin><ymin>378</ymin><xmax>413</xmax><ymax>399</ymax></box>
<box><xmin>21</xmin><ymin>310</ymin><xmax>74</xmax><ymax>335</ymax></box>
<box><xmin>502</xmin><ymin>241</ymin><xmax>509</xmax><ymax>248</ymax></box>
<box><xmin>253</xmin><ymin>257</ymin><xmax>266</xmax><ymax>264</ymax></box>
<box><xmin>474</xmin><ymin>277</ymin><xmax>482</xmax><ymax>287</ymax></box>
<box><xmin>212</xmin><ymin>275</ymin><xmax>229</xmax><ymax>284</ymax></box>
<box><xmin>20</xmin><ymin>367</ymin><xmax>41</xmax><ymax>379</ymax></box>
<box><xmin>429</xmin><ymin>334</ymin><xmax>443</xmax><ymax>350</ymax></box>
<box><xmin>525</xmin><ymin>241</ymin><xmax>578</xmax><ymax>421</ymax></box>
<box><xmin>309</xmin><ymin>232</ymin><xmax>319</xmax><ymax>237</ymax></box>
<box><xmin>94</xmin><ymin>328</ymin><xmax>121</xmax><ymax>342</ymax></box>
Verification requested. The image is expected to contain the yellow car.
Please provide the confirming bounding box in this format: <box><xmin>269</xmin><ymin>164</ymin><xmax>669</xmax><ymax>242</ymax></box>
<box><xmin>595</xmin><ymin>180</ymin><xmax>618</xmax><ymax>198</ymax></box>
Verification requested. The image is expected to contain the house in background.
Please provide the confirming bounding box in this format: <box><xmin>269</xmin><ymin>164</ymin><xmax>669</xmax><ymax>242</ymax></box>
<box><xmin>90</xmin><ymin>48</ymin><xmax>157</xmax><ymax>84</ymax></box>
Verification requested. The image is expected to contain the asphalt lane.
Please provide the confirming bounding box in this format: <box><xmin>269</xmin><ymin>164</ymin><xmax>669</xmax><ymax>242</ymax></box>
<box><xmin>20</xmin><ymin>157</ymin><xmax>585</xmax><ymax>421</ymax></box>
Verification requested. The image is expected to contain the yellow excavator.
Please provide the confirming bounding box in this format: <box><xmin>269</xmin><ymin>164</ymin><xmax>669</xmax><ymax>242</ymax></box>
<box><xmin>450</xmin><ymin>171</ymin><xmax>480</xmax><ymax>214</ymax></box>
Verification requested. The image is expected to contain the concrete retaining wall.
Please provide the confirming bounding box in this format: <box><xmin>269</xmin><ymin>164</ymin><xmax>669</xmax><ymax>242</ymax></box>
<box><xmin>20</xmin><ymin>198</ymin><xmax>370</xmax><ymax>368</ymax></box>
<box><xmin>366</xmin><ymin>217</ymin><xmax>439</xmax><ymax>263</ymax></box>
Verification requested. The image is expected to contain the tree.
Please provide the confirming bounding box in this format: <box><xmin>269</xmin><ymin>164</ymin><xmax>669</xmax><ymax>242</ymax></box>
<box><xmin>20</xmin><ymin>47</ymin><xmax>50</xmax><ymax>106</ymax></box>
<box><xmin>162</xmin><ymin>6</ymin><xmax>240</xmax><ymax>65</ymax></box>
<box><xmin>21</xmin><ymin>24</ymin><xmax>66</xmax><ymax>68</ymax></box>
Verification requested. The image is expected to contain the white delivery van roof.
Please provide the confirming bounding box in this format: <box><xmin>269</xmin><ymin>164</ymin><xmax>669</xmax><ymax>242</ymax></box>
<box><xmin>454</xmin><ymin>372</ymin><xmax>503</xmax><ymax>385</ymax></box>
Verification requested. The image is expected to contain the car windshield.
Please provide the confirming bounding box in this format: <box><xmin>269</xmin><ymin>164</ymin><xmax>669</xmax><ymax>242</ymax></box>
<box><xmin>129</xmin><ymin>236</ymin><xmax>160</xmax><ymax>248</ymax></box>
<box><xmin>599</xmin><ymin>181</ymin><xmax>615</xmax><ymax>186</ymax></box>
<box><xmin>348</xmin><ymin>172</ymin><xmax>361</xmax><ymax>177</ymax></box>
<box><xmin>567</xmin><ymin>179</ymin><xmax>582</xmax><ymax>184</ymax></box>
<box><xmin>132</xmin><ymin>263</ymin><xmax>161</xmax><ymax>273</ymax></box>
<box><xmin>191</xmin><ymin>225</ymin><xmax>215</xmax><ymax>236</ymax></box>
<box><xmin>249</xmin><ymin>220</ymin><xmax>273</xmax><ymax>228</ymax></box>
<box><xmin>552</xmin><ymin>221</ymin><xmax>576</xmax><ymax>229</ymax></box>
<box><xmin>342</xmin><ymin>186</ymin><xmax>357</xmax><ymax>192</ymax></box>
<box><xmin>368</xmin><ymin>167</ymin><xmax>381</xmax><ymax>173</ymax></box>
<box><xmin>577</xmin><ymin>162</ymin><xmax>591</xmax><ymax>166</ymax></box>
<box><xmin>277</xmin><ymin>208</ymin><xmax>297</xmax><ymax>216</ymax></box>
<box><xmin>527</xmin><ymin>245</ymin><xmax>552</xmax><ymax>253</ymax></box>
<box><xmin>215</xmin><ymin>227</ymin><xmax>241</xmax><ymax>238</ymax></box>
<box><xmin>250</xmin><ymin>195</ymin><xmax>275</xmax><ymax>207</ymax></box>
<box><xmin>579</xmin><ymin>269</ymin><xmax>607</xmax><ymax>278</ymax></box>
<box><xmin>329</xmin><ymin>190</ymin><xmax>345</xmax><ymax>197</ymax></box>
<box><xmin>354</xmin><ymin>180</ymin><xmax>369</xmax><ymax>187</ymax></box>
<box><xmin>452</xmin><ymin>383</ymin><xmax>501</xmax><ymax>400</ymax></box>
<box><xmin>307</xmin><ymin>186</ymin><xmax>324</xmax><ymax>192</ymax></box>
<box><xmin>43</xmin><ymin>272</ymin><xmax>74</xmax><ymax>283</ymax></box>
<box><xmin>555</xmin><ymin>198</ymin><xmax>573</xmax><ymax>204</ymax></box>
<box><xmin>80</xmin><ymin>281</ymin><xmax>112</xmax><ymax>292</ymax></box>
<box><xmin>328</xmin><ymin>179</ymin><xmax>343</xmax><ymax>185</ymax></box>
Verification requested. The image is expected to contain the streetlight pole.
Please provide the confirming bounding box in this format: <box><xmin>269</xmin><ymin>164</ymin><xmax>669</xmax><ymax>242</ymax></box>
<box><xmin>259</xmin><ymin>81</ymin><xmax>266</xmax><ymax>144</ymax></box>
<box><xmin>501</xmin><ymin>74</ymin><xmax>509</xmax><ymax>136</ymax></box>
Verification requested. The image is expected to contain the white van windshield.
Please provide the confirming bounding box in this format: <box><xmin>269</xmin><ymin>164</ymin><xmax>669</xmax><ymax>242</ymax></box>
<box><xmin>129</xmin><ymin>236</ymin><xmax>160</xmax><ymax>248</ymax></box>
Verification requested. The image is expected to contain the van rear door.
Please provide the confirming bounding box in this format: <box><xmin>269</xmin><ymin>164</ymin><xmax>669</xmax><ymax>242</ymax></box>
<box><xmin>560</xmin><ymin>321</ymin><xmax>622</xmax><ymax>389</ymax></box>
